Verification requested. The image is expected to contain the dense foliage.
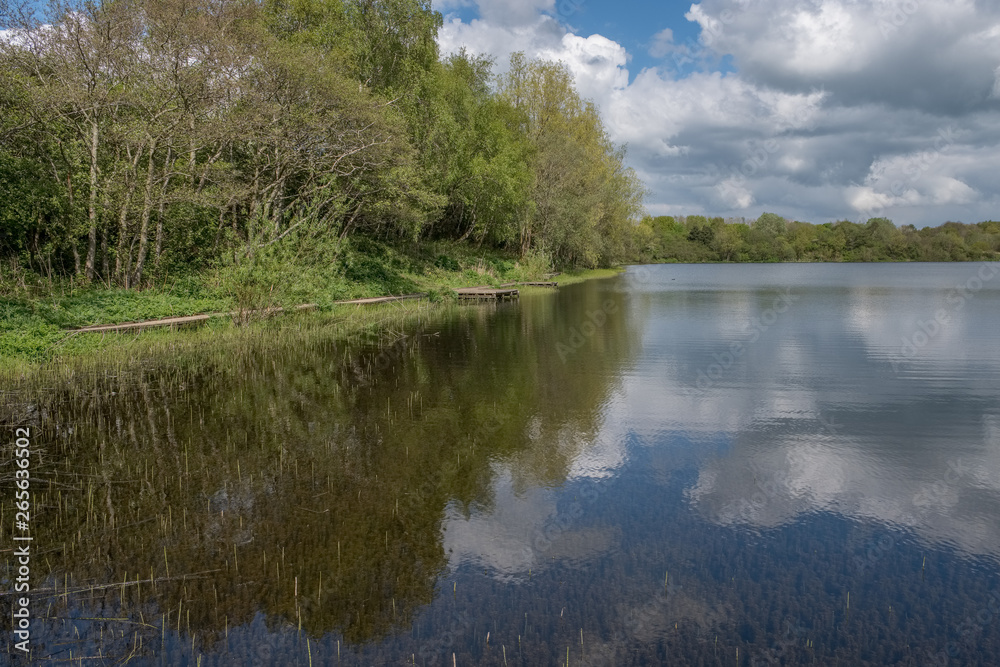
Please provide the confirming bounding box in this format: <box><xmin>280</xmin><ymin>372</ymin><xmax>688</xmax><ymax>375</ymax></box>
<box><xmin>0</xmin><ymin>0</ymin><xmax>644</xmax><ymax>290</ymax></box>
<box><xmin>636</xmin><ymin>214</ymin><xmax>1000</xmax><ymax>263</ymax></box>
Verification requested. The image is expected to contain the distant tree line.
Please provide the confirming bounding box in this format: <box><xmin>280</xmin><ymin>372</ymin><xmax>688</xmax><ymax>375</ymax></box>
<box><xmin>636</xmin><ymin>213</ymin><xmax>1000</xmax><ymax>263</ymax></box>
<box><xmin>0</xmin><ymin>0</ymin><xmax>645</xmax><ymax>287</ymax></box>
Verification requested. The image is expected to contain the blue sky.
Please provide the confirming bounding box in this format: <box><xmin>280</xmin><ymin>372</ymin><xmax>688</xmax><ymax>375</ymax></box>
<box><xmin>440</xmin><ymin>0</ymin><xmax>710</xmax><ymax>77</ymax></box>
<box><xmin>433</xmin><ymin>0</ymin><xmax>1000</xmax><ymax>227</ymax></box>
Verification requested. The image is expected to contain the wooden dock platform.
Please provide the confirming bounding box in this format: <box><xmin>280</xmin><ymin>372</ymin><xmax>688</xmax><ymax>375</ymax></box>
<box><xmin>455</xmin><ymin>287</ymin><xmax>520</xmax><ymax>301</ymax></box>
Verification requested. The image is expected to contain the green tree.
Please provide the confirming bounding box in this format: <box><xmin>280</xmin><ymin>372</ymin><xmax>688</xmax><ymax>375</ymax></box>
<box><xmin>713</xmin><ymin>222</ymin><xmax>749</xmax><ymax>261</ymax></box>
<box><xmin>753</xmin><ymin>212</ymin><xmax>787</xmax><ymax>238</ymax></box>
<box><xmin>413</xmin><ymin>51</ymin><xmax>532</xmax><ymax>248</ymax></box>
<box><xmin>497</xmin><ymin>53</ymin><xmax>644</xmax><ymax>266</ymax></box>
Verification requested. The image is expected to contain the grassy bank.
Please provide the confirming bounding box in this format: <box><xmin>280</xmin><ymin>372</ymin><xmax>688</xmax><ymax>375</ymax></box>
<box><xmin>547</xmin><ymin>267</ymin><xmax>623</xmax><ymax>285</ymax></box>
<box><xmin>0</xmin><ymin>299</ymin><xmax>449</xmax><ymax>383</ymax></box>
<box><xmin>0</xmin><ymin>238</ymin><xmax>619</xmax><ymax>371</ymax></box>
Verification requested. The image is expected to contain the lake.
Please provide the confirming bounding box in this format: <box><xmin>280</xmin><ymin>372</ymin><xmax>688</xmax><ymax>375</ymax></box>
<box><xmin>4</xmin><ymin>262</ymin><xmax>1000</xmax><ymax>665</ymax></box>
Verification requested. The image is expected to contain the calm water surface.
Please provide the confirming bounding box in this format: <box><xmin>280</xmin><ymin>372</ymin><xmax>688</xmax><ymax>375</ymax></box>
<box><xmin>4</xmin><ymin>262</ymin><xmax>1000</xmax><ymax>665</ymax></box>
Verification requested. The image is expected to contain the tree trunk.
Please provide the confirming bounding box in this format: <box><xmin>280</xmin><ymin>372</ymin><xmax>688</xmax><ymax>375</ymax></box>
<box><xmin>189</xmin><ymin>116</ymin><xmax>197</xmax><ymax>186</ymax></box>
<box><xmin>457</xmin><ymin>205</ymin><xmax>477</xmax><ymax>242</ymax></box>
<box><xmin>98</xmin><ymin>188</ymin><xmax>111</xmax><ymax>283</ymax></box>
<box><xmin>132</xmin><ymin>139</ymin><xmax>159</xmax><ymax>286</ymax></box>
<box><xmin>338</xmin><ymin>201</ymin><xmax>364</xmax><ymax>242</ymax></box>
<box><xmin>84</xmin><ymin>119</ymin><xmax>99</xmax><ymax>280</ymax></box>
<box><xmin>114</xmin><ymin>146</ymin><xmax>143</xmax><ymax>286</ymax></box>
<box><xmin>72</xmin><ymin>239</ymin><xmax>81</xmax><ymax>275</ymax></box>
<box><xmin>520</xmin><ymin>216</ymin><xmax>532</xmax><ymax>257</ymax></box>
<box><xmin>154</xmin><ymin>147</ymin><xmax>172</xmax><ymax>268</ymax></box>
<box><xmin>114</xmin><ymin>182</ymin><xmax>134</xmax><ymax>286</ymax></box>
<box><xmin>101</xmin><ymin>227</ymin><xmax>109</xmax><ymax>285</ymax></box>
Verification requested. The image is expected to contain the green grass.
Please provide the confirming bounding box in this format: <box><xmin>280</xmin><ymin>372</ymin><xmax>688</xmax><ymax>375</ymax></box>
<box><xmin>0</xmin><ymin>239</ymin><xmax>617</xmax><ymax>369</ymax></box>
<box><xmin>0</xmin><ymin>299</ymin><xmax>454</xmax><ymax>379</ymax></box>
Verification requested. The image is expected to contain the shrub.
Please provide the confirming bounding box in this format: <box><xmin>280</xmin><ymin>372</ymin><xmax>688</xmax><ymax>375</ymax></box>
<box><xmin>434</xmin><ymin>255</ymin><xmax>461</xmax><ymax>272</ymax></box>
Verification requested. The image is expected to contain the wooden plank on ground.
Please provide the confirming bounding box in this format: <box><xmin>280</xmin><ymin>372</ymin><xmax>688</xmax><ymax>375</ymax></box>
<box><xmin>75</xmin><ymin>313</ymin><xmax>213</xmax><ymax>333</ymax></box>
<box><xmin>332</xmin><ymin>293</ymin><xmax>427</xmax><ymax>305</ymax></box>
<box><xmin>73</xmin><ymin>303</ymin><xmax>318</xmax><ymax>333</ymax></box>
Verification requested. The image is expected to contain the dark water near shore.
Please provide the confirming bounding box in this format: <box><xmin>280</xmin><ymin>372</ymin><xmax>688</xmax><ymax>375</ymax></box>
<box><xmin>3</xmin><ymin>262</ymin><xmax>1000</xmax><ymax>665</ymax></box>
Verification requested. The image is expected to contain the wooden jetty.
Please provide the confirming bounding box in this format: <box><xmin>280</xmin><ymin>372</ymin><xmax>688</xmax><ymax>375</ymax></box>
<box><xmin>455</xmin><ymin>286</ymin><xmax>520</xmax><ymax>301</ymax></box>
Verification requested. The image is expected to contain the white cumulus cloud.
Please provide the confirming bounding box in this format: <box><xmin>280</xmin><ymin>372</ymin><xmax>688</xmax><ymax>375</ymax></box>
<box><xmin>648</xmin><ymin>27</ymin><xmax>674</xmax><ymax>58</ymax></box>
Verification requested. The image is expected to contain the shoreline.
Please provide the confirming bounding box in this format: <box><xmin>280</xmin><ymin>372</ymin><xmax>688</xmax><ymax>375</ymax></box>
<box><xmin>1</xmin><ymin>268</ymin><xmax>620</xmax><ymax>375</ymax></box>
